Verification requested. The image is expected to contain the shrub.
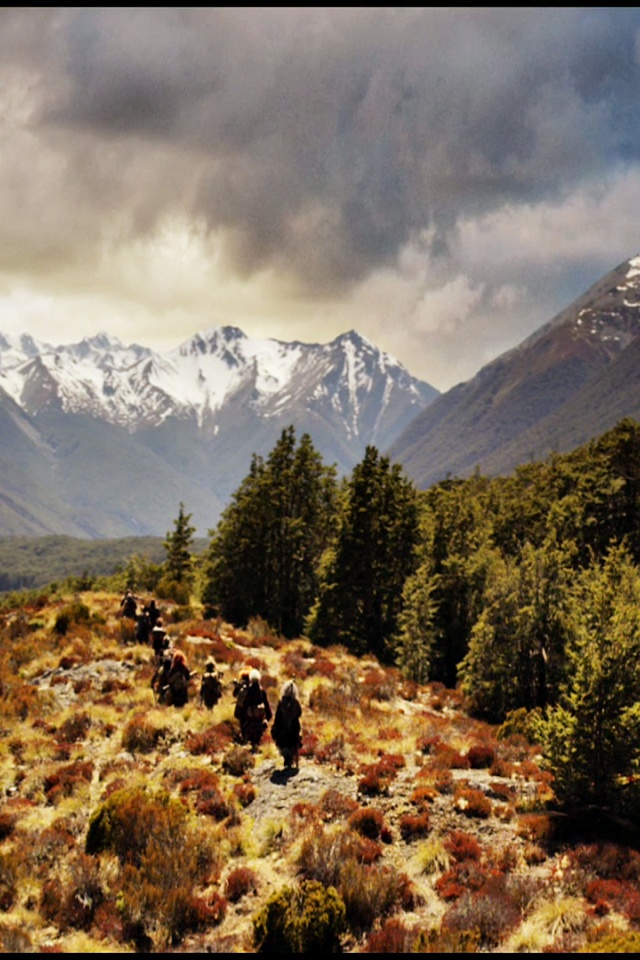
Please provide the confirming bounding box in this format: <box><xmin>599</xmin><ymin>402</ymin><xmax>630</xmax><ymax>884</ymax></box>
<box><xmin>253</xmin><ymin>881</ymin><xmax>346</xmax><ymax>953</ymax></box>
<box><xmin>348</xmin><ymin>807</ymin><xmax>387</xmax><ymax>841</ymax></box>
<box><xmin>185</xmin><ymin>721</ymin><xmax>235</xmax><ymax>756</ymax></box>
<box><xmin>0</xmin><ymin>852</ymin><xmax>19</xmax><ymax>911</ymax></box>
<box><xmin>225</xmin><ymin>866</ymin><xmax>258</xmax><ymax>902</ymax></box>
<box><xmin>44</xmin><ymin>760</ymin><xmax>94</xmax><ymax>804</ymax></box>
<box><xmin>399</xmin><ymin>810</ymin><xmax>431</xmax><ymax>842</ymax></box>
<box><xmin>444</xmin><ymin>830</ymin><xmax>483</xmax><ymax>862</ymax></box>
<box><xmin>365</xmin><ymin>917</ymin><xmax>419</xmax><ymax>953</ymax></box>
<box><xmin>53</xmin><ymin>602</ymin><xmax>91</xmax><ymax>636</ymax></box>
<box><xmin>358</xmin><ymin>755</ymin><xmax>404</xmax><ymax>797</ymax></box>
<box><xmin>339</xmin><ymin>861</ymin><xmax>414</xmax><ymax>933</ymax></box>
<box><xmin>467</xmin><ymin>743</ymin><xmax>496</xmax><ymax>769</ymax></box>
<box><xmin>297</xmin><ymin>826</ymin><xmax>382</xmax><ymax>888</ymax></box>
<box><xmin>222</xmin><ymin>745</ymin><xmax>254</xmax><ymax>777</ymax></box>
<box><xmin>232</xmin><ymin>778</ymin><xmax>256</xmax><ymax>808</ymax></box>
<box><xmin>580</xmin><ymin>931</ymin><xmax>640</xmax><ymax>953</ymax></box>
<box><xmin>87</xmin><ymin>784</ymin><xmax>218</xmax><ymax>948</ymax></box>
<box><xmin>320</xmin><ymin>789</ymin><xmax>359</xmax><ymax>822</ymax></box>
<box><xmin>441</xmin><ymin>878</ymin><xmax>521</xmax><ymax>949</ymax></box>
<box><xmin>85</xmin><ymin>784</ymin><xmax>188</xmax><ymax>866</ymax></box>
<box><xmin>57</xmin><ymin>711</ymin><xmax>91</xmax><ymax>743</ymax></box>
<box><xmin>453</xmin><ymin>786</ymin><xmax>492</xmax><ymax>819</ymax></box>
<box><xmin>121</xmin><ymin>715</ymin><xmax>165</xmax><ymax>754</ymax></box>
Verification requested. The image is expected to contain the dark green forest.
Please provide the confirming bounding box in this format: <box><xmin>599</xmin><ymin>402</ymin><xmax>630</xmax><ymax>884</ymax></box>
<box><xmin>0</xmin><ymin>534</ymin><xmax>208</xmax><ymax>593</ymax></box>
<box><xmin>202</xmin><ymin>418</ymin><xmax>640</xmax><ymax>818</ymax></box>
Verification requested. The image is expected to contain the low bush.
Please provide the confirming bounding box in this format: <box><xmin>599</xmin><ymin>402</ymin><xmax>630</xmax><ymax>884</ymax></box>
<box><xmin>225</xmin><ymin>866</ymin><xmax>258</xmax><ymax>902</ymax></box>
<box><xmin>121</xmin><ymin>715</ymin><xmax>165</xmax><ymax>754</ymax></box>
<box><xmin>222</xmin><ymin>745</ymin><xmax>254</xmax><ymax>777</ymax></box>
<box><xmin>348</xmin><ymin>807</ymin><xmax>387</xmax><ymax>841</ymax></box>
<box><xmin>44</xmin><ymin>760</ymin><xmax>94</xmax><ymax>804</ymax></box>
<box><xmin>253</xmin><ymin>880</ymin><xmax>346</xmax><ymax>953</ymax></box>
<box><xmin>399</xmin><ymin>810</ymin><xmax>431</xmax><ymax>842</ymax></box>
<box><xmin>453</xmin><ymin>786</ymin><xmax>492</xmax><ymax>819</ymax></box>
<box><xmin>364</xmin><ymin>917</ymin><xmax>419</xmax><ymax>953</ymax></box>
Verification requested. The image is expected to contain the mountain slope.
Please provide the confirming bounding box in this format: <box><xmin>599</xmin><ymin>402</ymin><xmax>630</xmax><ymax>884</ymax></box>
<box><xmin>390</xmin><ymin>254</ymin><xmax>640</xmax><ymax>487</ymax></box>
<box><xmin>0</xmin><ymin>328</ymin><xmax>437</xmax><ymax>537</ymax></box>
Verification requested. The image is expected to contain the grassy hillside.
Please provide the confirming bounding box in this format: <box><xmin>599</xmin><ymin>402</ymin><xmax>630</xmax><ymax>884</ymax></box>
<box><xmin>0</xmin><ymin>587</ymin><xmax>637</xmax><ymax>952</ymax></box>
<box><xmin>0</xmin><ymin>535</ymin><xmax>209</xmax><ymax>592</ymax></box>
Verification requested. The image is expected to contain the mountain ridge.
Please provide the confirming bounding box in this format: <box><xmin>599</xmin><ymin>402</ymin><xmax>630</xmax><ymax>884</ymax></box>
<box><xmin>0</xmin><ymin>327</ymin><xmax>438</xmax><ymax>538</ymax></box>
<box><xmin>390</xmin><ymin>254</ymin><xmax>640</xmax><ymax>486</ymax></box>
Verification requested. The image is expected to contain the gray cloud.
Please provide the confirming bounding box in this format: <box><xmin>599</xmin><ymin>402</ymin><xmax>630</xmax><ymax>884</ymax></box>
<box><xmin>1</xmin><ymin>8</ymin><xmax>640</xmax><ymax>388</ymax></box>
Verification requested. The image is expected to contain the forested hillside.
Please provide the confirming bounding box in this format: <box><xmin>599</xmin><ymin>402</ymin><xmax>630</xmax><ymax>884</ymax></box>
<box><xmin>0</xmin><ymin>535</ymin><xmax>208</xmax><ymax>593</ymax></box>
<box><xmin>1</xmin><ymin>419</ymin><xmax>640</xmax><ymax>951</ymax></box>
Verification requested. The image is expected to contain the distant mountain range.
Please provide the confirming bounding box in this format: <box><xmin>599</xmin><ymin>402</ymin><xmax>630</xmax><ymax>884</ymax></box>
<box><xmin>390</xmin><ymin>254</ymin><xmax>640</xmax><ymax>487</ymax></box>
<box><xmin>2</xmin><ymin>254</ymin><xmax>640</xmax><ymax>540</ymax></box>
<box><xmin>0</xmin><ymin>327</ymin><xmax>437</xmax><ymax>537</ymax></box>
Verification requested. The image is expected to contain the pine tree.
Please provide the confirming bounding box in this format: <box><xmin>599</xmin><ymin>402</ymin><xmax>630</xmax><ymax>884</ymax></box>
<box><xmin>535</xmin><ymin>544</ymin><xmax>640</xmax><ymax>815</ymax></box>
<box><xmin>203</xmin><ymin>427</ymin><xmax>337</xmax><ymax>638</ymax></box>
<box><xmin>307</xmin><ymin>446</ymin><xmax>419</xmax><ymax>661</ymax></box>
<box><xmin>459</xmin><ymin>540</ymin><xmax>572</xmax><ymax>722</ymax></box>
<box><xmin>164</xmin><ymin>502</ymin><xmax>196</xmax><ymax>585</ymax></box>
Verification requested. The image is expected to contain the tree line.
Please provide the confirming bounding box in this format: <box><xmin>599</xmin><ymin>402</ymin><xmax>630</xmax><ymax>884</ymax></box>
<box><xmin>173</xmin><ymin>418</ymin><xmax>640</xmax><ymax>818</ymax></box>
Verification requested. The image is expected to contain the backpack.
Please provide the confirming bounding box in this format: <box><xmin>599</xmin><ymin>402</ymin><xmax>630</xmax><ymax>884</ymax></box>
<box><xmin>169</xmin><ymin>669</ymin><xmax>189</xmax><ymax>706</ymax></box>
<box><xmin>247</xmin><ymin>702</ymin><xmax>266</xmax><ymax>722</ymax></box>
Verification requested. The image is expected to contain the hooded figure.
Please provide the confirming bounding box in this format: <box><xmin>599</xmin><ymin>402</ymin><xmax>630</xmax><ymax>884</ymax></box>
<box><xmin>200</xmin><ymin>657</ymin><xmax>222</xmax><ymax>709</ymax></box>
<box><xmin>271</xmin><ymin>680</ymin><xmax>302</xmax><ymax>769</ymax></box>
<box><xmin>236</xmin><ymin>668</ymin><xmax>272</xmax><ymax>749</ymax></box>
<box><xmin>166</xmin><ymin>650</ymin><xmax>191</xmax><ymax>707</ymax></box>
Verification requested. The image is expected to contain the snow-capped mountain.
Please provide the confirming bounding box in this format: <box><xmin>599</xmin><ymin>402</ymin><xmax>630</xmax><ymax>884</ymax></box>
<box><xmin>0</xmin><ymin>326</ymin><xmax>435</xmax><ymax>437</ymax></box>
<box><xmin>0</xmin><ymin>327</ymin><xmax>438</xmax><ymax>537</ymax></box>
<box><xmin>390</xmin><ymin>254</ymin><xmax>640</xmax><ymax>488</ymax></box>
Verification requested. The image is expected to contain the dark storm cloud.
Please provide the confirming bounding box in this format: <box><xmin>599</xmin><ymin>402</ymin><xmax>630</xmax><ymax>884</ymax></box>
<box><xmin>5</xmin><ymin>8</ymin><xmax>640</xmax><ymax>294</ymax></box>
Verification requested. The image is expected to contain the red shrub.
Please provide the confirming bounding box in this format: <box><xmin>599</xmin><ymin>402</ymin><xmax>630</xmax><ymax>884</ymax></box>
<box><xmin>225</xmin><ymin>866</ymin><xmax>258</xmax><ymax>903</ymax></box>
<box><xmin>185</xmin><ymin>721</ymin><xmax>235</xmax><ymax>756</ymax></box>
<box><xmin>365</xmin><ymin>917</ymin><xmax>418</xmax><ymax>953</ymax></box>
<box><xmin>444</xmin><ymin>830</ymin><xmax>483</xmax><ymax>863</ymax></box>
<box><xmin>348</xmin><ymin>807</ymin><xmax>387</xmax><ymax>840</ymax></box>
<box><xmin>320</xmin><ymin>789</ymin><xmax>359</xmax><ymax>821</ymax></box>
<box><xmin>467</xmin><ymin>743</ymin><xmax>496</xmax><ymax>769</ymax></box>
<box><xmin>232</xmin><ymin>779</ymin><xmax>256</xmax><ymax>808</ymax></box>
<box><xmin>399</xmin><ymin>811</ymin><xmax>431</xmax><ymax>842</ymax></box>
<box><xmin>453</xmin><ymin>787</ymin><xmax>492</xmax><ymax>819</ymax></box>
<box><xmin>43</xmin><ymin>761</ymin><xmax>94</xmax><ymax>804</ymax></box>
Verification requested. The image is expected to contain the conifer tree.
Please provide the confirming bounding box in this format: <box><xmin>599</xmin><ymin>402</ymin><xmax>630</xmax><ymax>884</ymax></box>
<box><xmin>459</xmin><ymin>540</ymin><xmax>572</xmax><ymax>722</ymax></box>
<box><xmin>307</xmin><ymin>446</ymin><xmax>419</xmax><ymax>661</ymax></box>
<box><xmin>535</xmin><ymin>544</ymin><xmax>640</xmax><ymax>815</ymax></box>
<box><xmin>203</xmin><ymin>427</ymin><xmax>337</xmax><ymax>638</ymax></box>
<box><xmin>163</xmin><ymin>502</ymin><xmax>196</xmax><ymax>584</ymax></box>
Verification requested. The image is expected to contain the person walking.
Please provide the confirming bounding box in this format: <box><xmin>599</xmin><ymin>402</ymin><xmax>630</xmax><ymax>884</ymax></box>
<box><xmin>271</xmin><ymin>680</ymin><xmax>302</xmax><ymax>770</ymax></box>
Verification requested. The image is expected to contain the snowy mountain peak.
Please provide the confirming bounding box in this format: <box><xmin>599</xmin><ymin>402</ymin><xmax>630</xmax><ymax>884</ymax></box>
<box><xmin>0</xmin><ymin>325</ymin><xmax>438</xmax><ymax>439</ymax></box>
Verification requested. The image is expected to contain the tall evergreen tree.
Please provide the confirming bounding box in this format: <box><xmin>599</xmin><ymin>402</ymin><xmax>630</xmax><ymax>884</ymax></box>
<box><xmin>459</xmin><ymin>540</ymin><xmax>572</xmax><ymax>722</ymax></box>
<box><xmin>164</xmin><ymin>502</ymin><xmax>196</xmax><ymax>584</ymax></box>
<box><xmin>307</xmin><ymin>446</ymin><xmax>419</xmax><ymax>661</ymax></box>
<box><xmin>203</xmin><ymin>427</ymin><xmax>337</xmax><ymax>638</ymax></box>
<box><xmin>535</xmin><ymin>543</ymin><xmax>640</xmax><ymax>816</ymax></box>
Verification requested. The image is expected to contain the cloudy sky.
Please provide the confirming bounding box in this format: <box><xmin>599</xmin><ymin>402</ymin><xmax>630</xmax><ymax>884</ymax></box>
<box><xmin>2</xmin><ymin>8</ymin><xmax>640</xmax><ymax>391</ymax></box>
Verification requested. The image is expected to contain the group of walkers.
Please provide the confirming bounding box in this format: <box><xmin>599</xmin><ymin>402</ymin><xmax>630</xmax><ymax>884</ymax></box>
<box><xmin>233</xmin><ymin>669</ymin><xmax>303</xmax><ymax>768</ymax></box>
<box><xmin>119</xmin><ymin>589</ymin><xmax>303</xmax><ymax>769</ymax></box>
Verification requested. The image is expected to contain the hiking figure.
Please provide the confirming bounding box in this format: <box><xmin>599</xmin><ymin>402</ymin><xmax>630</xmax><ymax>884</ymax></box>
<box><xmin>271</xmin><ymin>680</ymin><xmax>302</xmax><ymax>770</ymax></box>
<box><xmin>200</xmin><ymin>657</ymin><xmax>222</xmax><ymax>709</ymax></box>
<box><xmin>135</xmin><ymin>610</ymin><xmax>151</xmax><ymax>645</ymax></box>
<box><xmin>151</xmin><ymin>618</ymin><xmax>167</xmax><ymax>662</ymax></box>
<box><xmin>143</xmin><ymin>599</ymin><xmax>160</xmax><ymax>629</ymax></box>
<box><xmin>151</xmin><ymin>651</ymin><xmax>173</xmax><ymax>705</ymax></box>
<box><xmin>165</xmin><ymin>651</ymin><xmax>192</xmax><ymax>708</ymax></box>
<box><xmin>235</xmin><ymin>668</ymin><xmax>272</xmax><ymax>750</ymax></box>
<box><xmin>120</xmin><ymin>590</ymin><xmax>138</xmax><ymax>620</ymax></box>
